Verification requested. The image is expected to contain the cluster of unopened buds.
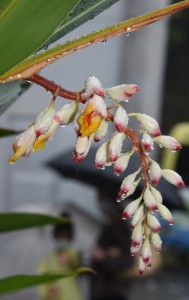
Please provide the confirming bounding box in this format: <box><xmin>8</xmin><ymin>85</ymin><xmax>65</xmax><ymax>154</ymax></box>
<box><xmin>9</xmin><ymin>76</ymin><xmax>184</xmax><ymax>273</ymax></box>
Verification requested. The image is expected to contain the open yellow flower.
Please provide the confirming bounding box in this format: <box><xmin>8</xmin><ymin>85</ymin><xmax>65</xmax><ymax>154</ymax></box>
<box><xmin>78</xmin><ymin>95</ymin><xmax>107</xmax><ymax>137</ymax></box>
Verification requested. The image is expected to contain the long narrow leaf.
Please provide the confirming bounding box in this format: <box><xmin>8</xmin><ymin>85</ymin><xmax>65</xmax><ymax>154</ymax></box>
<box><xmin>1</xmin><ymin>0</ymin><xmax>189</xmax><ymax>82</ymax></box>
<box><xmin>42</xmin><ymin>0</ymin><xmax>120</xmax><ymax>48</ymax></box>
<box><xmin>0</xmin><ymin>268</ymin><xmax>92</xmax><ymax>295</ymax></box>
<box><xmin>0</xmin><ymin>0</ymin><xmax>81</xmax><ymax>75</ymax></box>
<box><xmin>0</xmin><ymin>213</ymin><xmax>69</xmax><ymax>233</ymax></box>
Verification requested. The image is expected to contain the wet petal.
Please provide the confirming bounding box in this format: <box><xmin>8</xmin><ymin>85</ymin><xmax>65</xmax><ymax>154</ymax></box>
<box><xmin>162</xmin><ymin>169</ymin><xmax>185</xmax><ymax>187</ymax></box>
<box><xmin>105</xmin><ymin>84</ymin><xmax>139</xmax><ymax>102</ymax></box>
<box><xmin>134</xmin><ymin>113</ymin><xmax>161</xmax><ymax>137</ymax></box>
<box><xmin>153</xmin><ymin>135</ymin><xmax>182</xmax><ymax>151</ymax></box>
<box><xmin>114</xmin><ymin>106</ymin><xmax>129</xmax><ymax>132</ymax></box>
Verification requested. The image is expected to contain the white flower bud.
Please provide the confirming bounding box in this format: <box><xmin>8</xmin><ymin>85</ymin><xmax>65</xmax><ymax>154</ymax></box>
<box><xmin>144</xmin><ymin>187</ymin><xmax>157</xmax><ymax>211</ymax></box>
<box><xmin>114</xmin><ymin>106</ymin><xmax>129</xmax><ymax>132</ymax></box>
<box><xmin>73</xmin><ymin>136</ymin><xmax>91</xmax><ymax>162</ymax></box>
<box><xmin>85</xmin><ymin>76</ymin><xmax>105</xmax><ymax>98</ymax></box>
<box><xmin>162</xmin><ymin>169</ymin><xmax>185</xmax><ymax>187</ymax></box>
<box><xmin>94</xmin><ymin>119</ymin><xmax>108</xmax><ymax>142</ymax></box>
<box><xmin>54</xmin><ymin>102</ymin><xmax>78</xmax><ymax>125</ymax></box>
<box><xmin>120</xmin><ymin>171</ymin><xmax>139</xmax><ymax>195</ymax></box>
<box><xmin>141</xmin><ymin>238</ymin><xmax>152</xmax><ymax>265</ymax></box>
<box><xmin>151</xmin><ymin>187</ymin><xmax>163</xmax><ymax>204</ymax></box>
<box><xmin>134</xmin><ymin>113</ymin><xmax>161</xmax><ymax>137</ymax></box>
<box><xmin>132</xmin><ymin>221</ymin><xmax>143</xmax><ymax>247</ymax></box>
<box><xmin>109</xmin><ymin>132</ymin><xmax>125</xmax><ymax>162</ymax></box>
<box><xmin>142</xmin><ymin>133</ymin><xmax>154</xmax><ymax>152</ymax></box>
<box><xmin>138</xmin><ymin>255</ymin><xmax>146</xmax><ymax>274</ymax></box>
<box><xmin>153</xmin><ymin>135</ymin><xmax>182</xmax><ymax>151</ymax></box>
<box><xmin>130</xmin><ymin>245</ymin><xmax>141</xmax><ymax>256</ymax></box>
<box><xmin>105</xmin><ymin>84</ymin><xmax>139</xmax><ymax>102</ymax></box>
<box><xmin>149</xmin><ymin>160</ymin><xmax>162</xmax><ymax>186</ymax></box>
<box><xmin>131</xmin><ymin>204</ymin><xmax>144</xmax><ymax>227</ymax></box>
<box><xmin>157</xmin><ymin>203</ymin><xmax>174</xmax><ymax>224</ymax></box>
<box><xmin>151</xmin><ymin>232</ymin><xmax>162</xmax><ymax>253</ymax></box>
<box><xmin>147</xmin><ymin>213</ymin><xmax>161</xmax><ymax>233</ymax></box>
<box><xmin>125</xmin><ymin>179</ymin><xmax>140</xmax><ymax>198</ymax></box>
<box><xmin>34</xmin><ymin>101</ymin><xmax>55</xmax><ymax>136</ymax></box>
<box><xmin>95</xmin><ymin>141</ymin><xmax>110</xmax><ymax>169</ymax></box>
<box><xmin>114</xmin><ymin>153</ymin><xmax>130</xmax><ymax>175</ymax></box>
<box><xmin>122</xmin><ymin>198</ymin><xmax>141</xmax><ymax>219</ymax></box>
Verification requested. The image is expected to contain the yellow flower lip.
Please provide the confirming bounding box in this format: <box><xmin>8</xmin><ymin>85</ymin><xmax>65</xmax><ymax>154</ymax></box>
<box><xmin>78</xmin><ymin>104</ymin><xmax>103</xmax><ymax>137</ymax></box>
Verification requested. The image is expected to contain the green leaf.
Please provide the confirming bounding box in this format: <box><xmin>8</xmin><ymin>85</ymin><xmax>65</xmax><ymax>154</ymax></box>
<box><xmin>0</xmin><ymin>128</ymin><xmax>20</xmax><ymax>138</ymax></box>
<box><xmin>0</xmin><ymin>81</ymin><xmax>30</xmax><ymax>115</ymax></box>
<box><xmin>0</xmin><ymin>268</ymin><xmax>92</xmax><ymax>295</ymax></box>
<box><xmin>0</xmin><ymin>213</ymin><xmax>69</xmax><ymax>233</ymax></box>
<box><xmin>1</xmin><ymin>0</ymin><xmax>189</xmax><ymax>82</ymax></box>
<box><xmin>43</xmin><ymin>0</ymin><xmax>120</xmax><ymax>48</ymax></box>
<box><xmin>0</xmin><ymin>0</ymin><xmax>81</xmax><ymax>76</ymax></box>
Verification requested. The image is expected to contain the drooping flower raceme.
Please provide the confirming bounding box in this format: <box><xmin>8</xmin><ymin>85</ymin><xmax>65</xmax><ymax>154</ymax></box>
<box><xmin>9</xmin><ymin>76</ymin><xmax>184</xmax><ymax>273</ymax></box>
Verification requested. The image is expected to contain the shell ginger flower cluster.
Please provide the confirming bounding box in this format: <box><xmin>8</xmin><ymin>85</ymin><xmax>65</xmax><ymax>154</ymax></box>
<box><xmin>9</xmin><ymin>76</ymin><xmax>184</xmax><ymax>273</ymax></box>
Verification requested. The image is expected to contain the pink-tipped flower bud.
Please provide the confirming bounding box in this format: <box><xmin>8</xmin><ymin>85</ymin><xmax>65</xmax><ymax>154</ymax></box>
<box><xmin>125</xmin><ymin>178</ymin><xmax>141</xmax><ymax>199</ymax></box>
<box><xmin>153</xmin><ymin>135</ymin><xmax>182</xmax><ymax>151</ymax></box>
<box><xmin>130</xmin><ymin>244</ymin><xmax>141</xmax><ymax>256</ymax></box>
<box><xmin>134</xmin><ymin>113</ymin><xmax>161</xmax><ymax>137</ymax></box>
<box><xmin>54</xmin><ymin>102</ymin><xmax>78</xmax><ymax>125</ymax></box>
<box><xmin>151</xmin><ymin>187</ymin><xmax>163</xmax><ymax>204</ymax></box>
<box><xmin>131</xmin><ymin>204</ymin><xmax>144</xmax><ymax>227</ymax></box>
<box><xmin>138</xmin><ymin>255</ymin><xmax>146</xmax><ymax>274</ymax></box>
<box><xmin>157</xmin><ymin>203</ymin><xmax>174</xmax><ymax>225</ymax></box>
<box><xmin>122</xmin><ymin>198</ymin><xmax>141</xmax><ymax>219</ymax></box>
<box><xmin>147</xmin><ymin>213</ymin><xmax>161</xmax><ymax>233</ymax></box>
<box><xmin>142</xmin><ymin>133</ymin><xmax>154</xmax><ymax>153</ymax></box>
<box><xmin>105</xmin><ymin>84</ymin><xmax>139</xmax><ymax>102</ymax></box>
<box><xmin>95</xmin><ymin>141</ymin><xmax>110</xmax><ymax>169</ymax></box>
<box><xmin>34</xmin><ymin>101</ymin><xmax>55</xmax><ymax>136</ymax></box>
<box><xmin>109</xmin><ymin>132</ymin><xmax>125</xmax><ymax>162</ymax></box>
<box><xmin>162</xmin><ymin>169</ymin><xmax>185</xmax><ymax>187</ymax></box>
<box><xmin>132</xmin><ymin>221</ymin><xmax>143</xmax><ymax>247</ymax></box>
<box><xmin>144</xmin><ymin>187</ymin><xmax>157</xmax><ymax>211</ymax></box>
<box><xmin>73</xmin><ymin>136</ymin><xmax>91</xmax><ymax>162</ymax></box>
<box><xmin>114</xmin><ymin>106</ymin><xmax>129</xmax><ymax>132</ymax></box>
<box><xmin>149</xmin><ymin>160</ymin><xmax>162</xmax><ymax>186</ymax></box>
<box><xmin>151</xmin><ymin>232</ymin><xmax>162</xmax><ymax>253</ymax></box>
<box><xmin>141</xmin><ymin>238</ymin><xmax>152</xmax><ymax>265</ymax></box>
<box><xmin>114</xmin><ymin>153</ymin><xmax>130</xmax><ymax>175</ymax></box>
<box><xmin>94</xmin><ymin>119</ymin><xmax>108</xmax><ymax>142</ymax></box>
<box><xmin>84</xmin><ymin>76</ymin><xmax>105</xmax><ymax>98</ymax></box>
<box><xmin>120</xmin><ymin>170</ymin><xmax>140</xmax><ymax>195</ymax></box>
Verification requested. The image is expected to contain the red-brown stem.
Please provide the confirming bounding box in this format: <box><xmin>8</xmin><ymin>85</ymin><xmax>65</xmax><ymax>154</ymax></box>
<box><xmin>107</xmin><ymin>110</ymin><xmax>149</xmax><ymax>187</ymax></box>
<box><xmin>124</xmin><ymin>127</ymin><xmax>149</xmax><ymax>188</ymax></box>
<box><xmin>26</xmin><ymin>74</ymin><xmax>86</xmax><ymax>103</ymax></box>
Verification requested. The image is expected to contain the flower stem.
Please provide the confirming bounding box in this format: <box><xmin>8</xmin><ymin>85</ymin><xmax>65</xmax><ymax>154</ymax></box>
<box><xmin>27</xmin><ymin>74</ymin><xmax>86</xmax><ymax>102</ymax></box>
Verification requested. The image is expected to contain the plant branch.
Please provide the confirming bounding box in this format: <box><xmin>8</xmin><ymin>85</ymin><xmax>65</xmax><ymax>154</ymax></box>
<box><xmin>27</xmin><ymin>74</ymin><xmax>86</xmax><ymax>102</ymax></box>
<box><xmin>1</xmin><ymin>0</ymin><xmax>189</xmax><ymax>83</ymax></box>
